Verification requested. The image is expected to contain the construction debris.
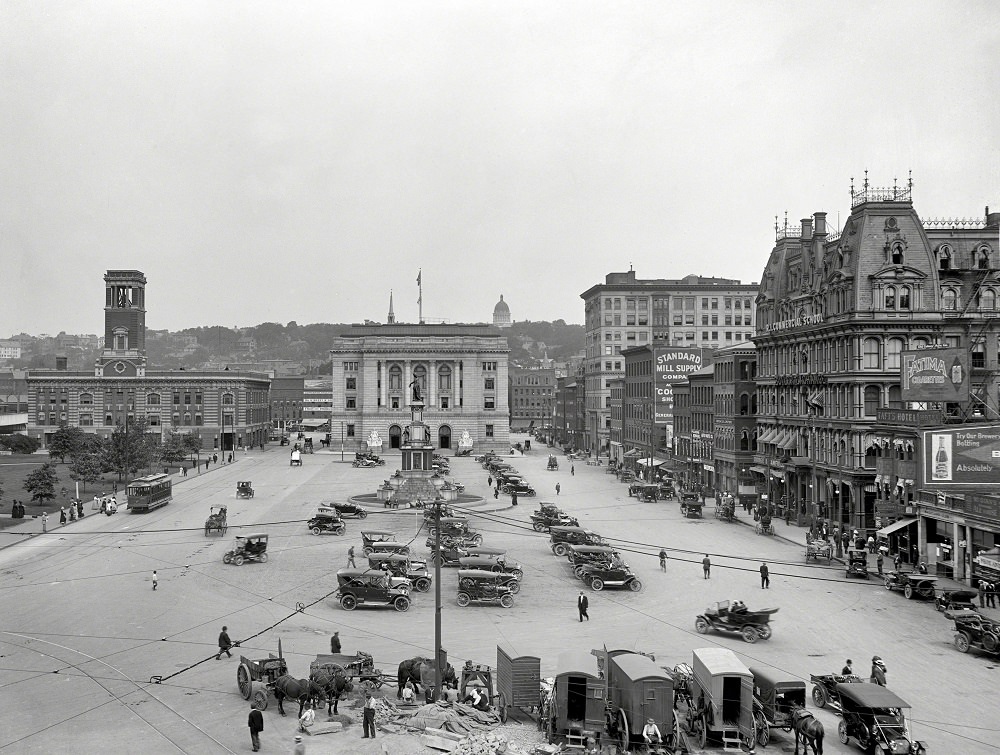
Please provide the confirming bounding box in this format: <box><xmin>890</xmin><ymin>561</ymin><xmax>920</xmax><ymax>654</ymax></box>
<box><xmin>451</xmin><ymin>731</ymin><xmax>532</xmax><ymax>755</ymax></box>
<box><xmin>407</xmin><ymin>701</ymin><xmax>502</xmax><ymax>734</ymax></box>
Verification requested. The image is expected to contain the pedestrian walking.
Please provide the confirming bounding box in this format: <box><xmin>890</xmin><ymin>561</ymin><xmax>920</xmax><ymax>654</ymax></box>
<box><xmin>76</xmin><ymin>498</ymin><xmax>84</xmax><ymax>518</ymax></box>
<box><xmin>216</xmin><ymin>626</ymin><xmax>233</xmax><ymax>659</ymax></box>
<box><xmin>876</xmin><ymin>552</ymin><xmax>884</xmax><ymax>576</ymax></box>
<box><xmin>248</xmin><ymin>703</ymin><xmax>264</xmax><ymax>751</ymax></box>
<box><xmin>330</xmin><ymin>631</ymin><xmax>341</xmax><ymax>653</ymax></box>
<box><xmin>577</xmin><ymin>591</ymin><xmax>589</xmax><ymax>621</ymax></box>
<box><xmin>570</xmin><ymin>465</ymin><xmax>575</xmax><ymax>476</ymax></box>
<box><xmin>293</xmin><ymin>733</ymin><xmax>306</xmax><ymax>754</ymax></box>
<box><xmin>988</xmin><ymin>581</ymin><xmax>997</xmax><ymax>609</ymax></box>
<box><xmin>511</xmin><ymin>492</ymin><xmax>518</xmax><ymax>507</ymax></box>
<box><xmin>362</xmin><ymin>691</ymin><xmax>377</xmax><ymax>738</ymax></box>
<box><xmin>893</xmin><ymin>553</ymin><xmax>902</xmax><ymax>571</ymax></box>
<box><xmin>867</xmin><ymin>535</ymin><xmax>875</xmax><ymax>553</ymax></box>
<box><xmin>702</xmin><ymin>554</ymin><xmax>711</xmax><ymax>579</ymax></box>
<box><xmin>841</xmin><ymin>659</ymin><xmax>853</xmax><ymax>676</ymax></box>
<box><xmin>659</xmin><ymin>549</ymin><xmax>668</xmax><ymax>572</ymax></box>
<box><xmin>494</xmin><ymin>487</ymin><xmax>499</xmax><ymax>499</ymax></box>
<box><xmin>760</xmin><ymin>562</ymin><xmax>770</xmax><ymax>589</ymax></box>
<box><xmin>228</xmin><ymin>453</ymin><xmax>233</xmax><ymax>464</ymax></box>
<box><xmin>555</xmin><ymin>483</ymin><xmax>561</xmax><ymax>496</ymax></box>
<box><xmin>487</xmin><ymin>476</ymin><xmax>492</xmax><ymax>487</ymax></box>
<box><xmin>978</xmin><ymin>580</ymin><xmax>986</xmax><ymax>608</ymax></box>
<box><xmin>152</xmin><ymin>570</ymin><xmax>157</xmax><ymax>591</ymax></box>
<box><xmin>59</xmin><ymin>507</ymin><xmax>67</xmax><ymax>525</ymax></box>
<box><xmin>41</xmin><ymin>512</ymin><xmax>48</xmax><ymax>533</ymax></box>
<box><xmin>212</xmin><ymin>453</ymin><xmax>218</xmax><ymax>464</ymax></box>
<box><xmin>871</xmin><ymin>656</ymin><xmax>887</xmax><ymax>686</ymax></box>
<box><xmin>347</xmin><ymin>546</ymin><xmax>356</xmax><ymax>568</ymax></box>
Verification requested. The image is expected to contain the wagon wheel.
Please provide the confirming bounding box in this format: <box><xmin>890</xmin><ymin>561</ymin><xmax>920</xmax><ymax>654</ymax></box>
<box><xmin>251</xmin><ymin>683</ymin><xmax>269</xmax><ymax>711</ymax></box>
<box><xmin>238</xmin><ymin>663</ymin><xmax>253</xmax><ymax>699</ymax></box>
<box><xmin>471</xmin><ymin>534</ymin><xmax>484</xmax><ymax>546</ymax></box>
<box><xmin>500</xmin><ymin>594</ymin><xmax>514</xmax><ymax>608</ymax></box>
<box><xmin>754</xmin><ymin>710</ymin><xmax>770</xmax><ymax>746</ymax></box>
<box><xmin>698</xmin><ymin>716</ymin><xmax>708</xmax><ymax>749</ymax></box>
<box><xmin>811</xmin><ymin>685</ymin><xmax>828</xmax><ymax>708</ymax></box>
<box><xmin>221</xmin><ymin>525</ymin><xmax>227</xmax><ymax>536</ymax></box>
<box><xmin>497</xmin><ymin>691</ymin><xmax>508</xmax><ymax>723</ymax></box>
<box><xmin>616</xmin><ymin>707</ymin><xmax>630</xmax><ymax>752</ymax></box>
<box><xmin>741</xmin><ymin>625</ymin><xmax>759</xmax><ymax>643</ymax></box>
<box><xmin>233</xmin><ymin>554</ymin><xmax>245</xmax><ymax>566</ymax></box>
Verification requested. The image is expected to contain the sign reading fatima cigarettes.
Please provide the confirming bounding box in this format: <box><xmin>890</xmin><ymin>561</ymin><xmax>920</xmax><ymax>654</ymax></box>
<box><xmin>901</xmin><ymin>348</ymin><xmax>969</xmax><ymax>403</ymax></box>
<box><xmin>922</xmin><ymin>425</ymin><xmax>1000</xmax><ymax>487</ymax></box>
<box><xmin>653</xmin><ymin>348</ymin><xmax>705</xmax><ymax>423</ymax></box>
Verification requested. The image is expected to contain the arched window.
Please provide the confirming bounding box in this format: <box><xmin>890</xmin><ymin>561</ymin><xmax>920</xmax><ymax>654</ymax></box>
<box><xmin>864</xmin><ymin>385</ymin><xmax>881</xmax><ymax>417</ymax></box>
<box><xmin>183</xmin><ymin>412</ymin><xmax>192</xmax><ymax>426</ymax></box>
<box><xmin>112</xmin><ymin>327</ymin><xmax>129</xmax><ymax>351</ymax></box>
<box><xmin>886</xmin><ymin>338</ymin><xmax>905</xmax><ymax>370</ymax></box>
<box><xmin>388</xmin><ymin>365</ymin><xmax>402</xmax><ymax>391</ymax></box>
<box><xmin>899</xmin><ymin>285</ymin><xmax>911</xmax><ymax>310</ymax></box>
<box><xmin>888</xmin><ymin>385</ymin><xmax>902</xmax><ymax>409</ymax></box>
<box><xmin>740</xmin><ymin>430</ymin><xmax>750</xmax><ymax>451</ymax></box>
<box><xmin>863</xmin><ymin>338</ymin><xmax>881</xmax><ymax>369</ymax></box>
<box><xmin>146</xmin><ymin>393</ymin><xmax>160</xmax><ymax>405</ymax></box>
<box><xmin>890</xmin><ymin>243</ymin><xmax>904</xmax><ymax>265</ymax></box>
<box><xmin>884</xmin><ymin>285</ymin><xmax>896</xmax><ymax>310</ymax></box>
<box><xmin>222</xmin><ymin>393</ymin><xmax>234</xmax><ymax>405</ymax></box>
<box><xmin>912</xmin><ymin>336</ymin><xmax>928</xmax><ymax>349</ymax></box>
<box><xmin>438</xmin><ymin>365</ymin><xmax>452</xmax><ymax>391</ymax></box>
<box><xmin>980</xmin><ymin>288</ymin><xmax>996</xmax><ymax>311</ymax></box>
<box><xmin>942</xmin><ymin>288</ymin><xmax>958</xmax><ymax>311</ymax></box>
<box><xmin>739</xmin><ymin>393</ymin><xmax>750</xmax><ymax>415</ymax></box>
<box><xmin>751</xmin><ymin>393</ymin><xmax>758</xmax><ymax>414</ymax></box>
<box><xmin>79</xmin><ymin>392</ymin><xmax>93</xmax><ymax>406</ymax></box>
<box><xmin>977</xmin><ymin>246</ymin><xmax>991</xmax><ymax>269</ymax></box>
<box><xmin>938</xmin><ymin>245</ymin><xmax>952</xmax><ymax>270</ymax></box>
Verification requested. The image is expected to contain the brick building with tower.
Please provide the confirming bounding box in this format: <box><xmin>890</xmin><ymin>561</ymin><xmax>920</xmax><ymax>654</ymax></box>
<box><xmin>26</xmin><ymin>270</ymin><xmax>271</xmax><ymax>451</ymax></box>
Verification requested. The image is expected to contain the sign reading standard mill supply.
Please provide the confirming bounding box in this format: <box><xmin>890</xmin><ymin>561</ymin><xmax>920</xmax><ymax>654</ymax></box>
<box><xmin>653</xmin><ymin>348</ymin><xmax>705</xmax><ymax>424</ymax></box>
<box><xmin>901</xmin><ymin>348</ymin><xmax>969</xmax><ymax>403</ymax></box>
<box><xmin>922</xmin><ymin>425</ymin><xmax>1000</xmax><ymax>487</ymax></box>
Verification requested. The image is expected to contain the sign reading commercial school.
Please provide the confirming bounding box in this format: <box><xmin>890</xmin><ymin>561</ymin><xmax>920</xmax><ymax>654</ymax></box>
<box><xmin>901</xmin><ymin>348</ymin><xmax>969</xmax><ymax>403</ymax></box>
<box><xmin>653</xmin><ymin>348</ymin><xmax>705</xmax><ymax>423</ymax></box>
<box><xmin>921</xmin><ymin>424</ymin><xmax>1000</xmax><ymax>487</ymax></box>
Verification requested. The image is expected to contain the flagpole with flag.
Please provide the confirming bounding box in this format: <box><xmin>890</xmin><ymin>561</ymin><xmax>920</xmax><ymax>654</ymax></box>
<box><xmin>417</xmin><ymin>269</ymin><xmax>423</xmax><ymax>324</ymax></box>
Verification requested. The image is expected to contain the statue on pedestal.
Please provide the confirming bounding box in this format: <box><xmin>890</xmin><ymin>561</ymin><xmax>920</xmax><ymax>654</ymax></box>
<box><xmin>409</xmin><ymin>379</ymin><xmax>423</xmax><ymax>403</ymax></box>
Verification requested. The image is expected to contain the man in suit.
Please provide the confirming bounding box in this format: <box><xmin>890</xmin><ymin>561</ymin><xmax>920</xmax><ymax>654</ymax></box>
<box><xmin>578</xmin><ymin>591</ymin><xmax>589</xmax><ymax>621</ymax></box>
<box><xmin>248</xmin><ymin>704</ymin><xmax>264</xmax><ymax>751</ymax></box>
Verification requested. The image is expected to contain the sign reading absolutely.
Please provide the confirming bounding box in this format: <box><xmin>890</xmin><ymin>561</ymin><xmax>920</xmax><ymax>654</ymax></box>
<box><xmin>653</xmin><ymin>348</ymin><xmax>705</xmax><ymax>424</ymax></box>
<box><xmin>901</xmin><ymin>348</ymin><xmax>969</xmax><ymax>403</ymax></box>
<box><xmin>922</xmin><ymin>425</ymin><xmax>1000</xmax><ymax>487</ymax></box>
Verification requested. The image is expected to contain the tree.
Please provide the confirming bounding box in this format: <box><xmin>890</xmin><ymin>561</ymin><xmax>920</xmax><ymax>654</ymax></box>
<box><xmin>69</xmin><ymin>451</ymin><xmax>104</xmax><ymax>492</ymax></box>
<box><xmin>48</xmin><ymin>423</ymin><xmax>87</xmax><ymax>463</ymax></box>
<box><xmin>103</xmin><ymin>418</ymin><xmax>157</xmax><ymax>480</ymax></box>
<box><xmin>23</xmin><ymin>463</ymin><xmax>58</xmax><ymax>503</ymax></box>
<box><xmin>0</xmin><ymin>434</ymin><xmax>41</xmax><ymax>455</ymax></box>
<box><xmin>160</xmin><ymin>432</ymin><xmax>190</xmax><ymax>464</ymax></box>
<box><xmin>182</xmin><ymin>434</ymin><xmax>204</xmax><ymax>458</ymax></box>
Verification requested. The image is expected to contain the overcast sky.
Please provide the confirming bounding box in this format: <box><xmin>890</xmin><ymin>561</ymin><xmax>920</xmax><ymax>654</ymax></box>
<box><xmin>3</xmin><ymin>1</ymin><xmax>999</xmax><ymax>336</ymax></box>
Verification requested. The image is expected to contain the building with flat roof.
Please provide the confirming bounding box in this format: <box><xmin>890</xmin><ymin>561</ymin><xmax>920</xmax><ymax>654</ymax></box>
<box><xmin>508</xmin><ymin>366</ymin><xmax>555</xmax><ymax>432</ymax></box>
<box><xmin>329</xmin><ymin>322</ymin><xmax>510</xmax><ymax>452</ymax></box>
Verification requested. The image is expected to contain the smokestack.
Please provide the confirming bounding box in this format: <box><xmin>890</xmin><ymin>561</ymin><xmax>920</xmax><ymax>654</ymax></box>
<box><xmin>814</xmin><ymin>212</ymin><xmax>827</xmax><ymax>236</ymax></box>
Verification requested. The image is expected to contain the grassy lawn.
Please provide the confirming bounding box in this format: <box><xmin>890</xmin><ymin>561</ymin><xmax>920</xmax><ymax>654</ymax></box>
<box><xmin>0</xmin><ymin>455</ymin><xmax>129</xmax><ymax>530</ymax></box>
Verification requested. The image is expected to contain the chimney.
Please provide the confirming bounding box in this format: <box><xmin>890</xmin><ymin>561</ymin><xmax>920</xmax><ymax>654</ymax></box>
<box><xmin>800</xmin><ymin>218</ymin><xmax>813</xmax><ymax>239</ymax></box>
<box><xmin>56</xmin><ymin>356</ymin><xmax>68</xmax><ymax>370</ymax></box>
<box><xmin>814</xmin><ymin>212</ymin><xmax>827</xmax><ymax>236</ymax></box>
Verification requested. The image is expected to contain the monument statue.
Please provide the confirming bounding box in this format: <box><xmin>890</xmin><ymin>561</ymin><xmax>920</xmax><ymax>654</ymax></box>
<box><xmin>459</xmin><ymin>430</ymin><xmax>473</xmax><ymax>447</ymax></box>
<box><xmin>409</xmin><ymin>378</ymin><xmax>423</xmax><ymax>402</ymax></box>
<box><xmin>368</xmin><ymin>429</ymin><xmax>382</xmax><ymax>448</ymax></box>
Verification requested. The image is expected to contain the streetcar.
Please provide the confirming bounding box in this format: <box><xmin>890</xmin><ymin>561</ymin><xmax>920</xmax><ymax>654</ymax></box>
<box><xmin>127</xmin><ymin>473</ymin><xmax>173</xmax><ymax>512</ymax></box>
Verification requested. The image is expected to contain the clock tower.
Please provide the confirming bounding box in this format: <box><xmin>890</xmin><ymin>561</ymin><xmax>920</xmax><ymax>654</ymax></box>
<box><xmin>95</xmin><ymin>270</ymin><xmax>148</xmax><ymax>378</ymax></box>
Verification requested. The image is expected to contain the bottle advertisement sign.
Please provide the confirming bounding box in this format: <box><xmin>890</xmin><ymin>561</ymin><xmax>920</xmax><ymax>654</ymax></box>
<box><xmin>922</xmin><ymin>426</ymin><xmax>1000</xmax><ymax>487</ymax></box>
<box><xmin>653</xmin><ymin>348</ymin><xmax>705</xmax><ymax>424</ymax></box>
<box><xmin>900</xmin><ymin>348</ymin><xmax>969</xmax><ymax>403</ymax></box>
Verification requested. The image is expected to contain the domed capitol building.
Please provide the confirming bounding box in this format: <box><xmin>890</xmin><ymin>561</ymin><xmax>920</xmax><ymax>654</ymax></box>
<box><xmin>492</xmin><ymin>295</ymin><xmax>512</xmax><ymax>328</ymax></box>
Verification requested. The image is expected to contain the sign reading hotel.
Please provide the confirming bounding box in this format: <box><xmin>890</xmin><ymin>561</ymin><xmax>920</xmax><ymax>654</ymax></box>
<box><xmin>922</xmin><ymin>425</ymin><xmax>1000</xmax><ymax>487</ymax></box>
<box><xmin>653</xmin><ymin>348</ymin><xmax>705</xmax><ymax>424</ymax></box>
<box><xmin>901</xmin><ymin>348</ymin><xmax>969</xmax><ymax>403</ymax></box>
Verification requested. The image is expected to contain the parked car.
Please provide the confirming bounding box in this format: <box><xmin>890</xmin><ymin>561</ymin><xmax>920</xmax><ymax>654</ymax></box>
<box><xmin>502</xmin><ymin>481</ymin><xmax>536</xmax><ymax>497</ymax></box>
<box><xmin>456</xmin><ymin>569</ymin><xmax>515</xmax><ymax>608</ymax></box>
<box><xmin>883</xmin><ymin>571</ymin><xmax>939</xmax><ymax>600</ymax></box>
<box><xmin>846</xmin><ymin>549</ymin><xmax>869</xmax><ymax>578</ymax></box>
<box><xmin>334</xmin><ymin>569</ymin><xmax>411</xmax><ymax>611</ymax></box>
<box><xmin>935</xmin><ymin>589</ymin><xmax>978</xmax><ymax>612</ymax></box>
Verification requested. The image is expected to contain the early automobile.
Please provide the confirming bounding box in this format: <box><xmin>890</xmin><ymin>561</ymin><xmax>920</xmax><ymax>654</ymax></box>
<box><xmin>460</xmin><ymin>547</ymin><xmax>523</xmax><ymax>578</ymax></box>
<box><xmin>809</xmin><ymin>672</ymin><xmax>864</xmax><ymax>712</ymax></box>
<box><xmin>883</xmin><ymin>570</ymin><xmax>939</xmax><ymax>600</ymax></box>
<box><xmin>236</xmin><ymin>481</ymin><xmax>255</xmax><ymax>499</ymax></box>
<box><xmin>361</xmin><ymin>530</ymin><xmax>397</xmax><ymax>555</ymax></box>
<box><xmin>579</xmin><ymin>562</ymin><xmax>642</xmax><ymax>592</ymax></box>
<box><xmin>458</xmin><ymin>558</ymin><xmax>521</xmax><ymax>593</ymax></box>
<box><xmin>530</xmin><ymin>507</ymin><xmax>578</xmax><ymax>532</ymax></box>
<box><xmin>935</xmin><ymin>589</ymin><xmax>978</xmax><ymax>612</ymax></box>
<box><xmin>368</xmin><ymin>553</ymin><xmax>432</xmax><ymax>592</ymax></box>
<box><xmin>834</xmin><ymin>682</ymin><xmax>927</xmax><ymax>754</ymax></box>
<box><xmin>223</xmin><ymin>533</ymin><xmax>269</xmax><ymax>566</ymax></box>
<box><xmin>948</xmin><ymin>609</ymin><xmax>1000</xmax><ymax>655</ymax></box>
<box><xmin>502</xmin><ymin>481</ymin><xmax>536</xmax><ymax>497</ymax></box>
<box><xmin>566</xmin><ymin>545</ymin><xmax>623</xmax><ymax>575</ymax></box>
<box><xmin>332</xmin><ymin>502</ymin><xmax>369</xmax><ymax>519</ymax></box>
<box><xmin>846</xmin><ymin>549</ymin><xmax>869</xmax><ymax>578</ymax></box>
<box><xmin>367</xmin><ymin>541</ymin><xmax>412</xmax><ymax>559</ymax></box>
<box><xmin>308</xmin><ymin>510</ymin><xmax>346</xmax><ymax>536</ymax></box>
<box><xmin>425</xmin><ymin>516</ymin><xmax>483</xmax><ymax>546</ymax></box>
<box><xmin>549</xmin><ymin>526</ymin><xmax>606</xmax><ymax>557</ymax></box>
<box><xmin>428</xmin><ymin>542</ymin><xmax>470</xmax><ymax>567</ymax></box>
<box><xmin>680</xmin><ymin>491</ymin><xmax>703</xmax><ymax>518</ymax></box>
<box><xmin>695</xmin><ymin>600</ymin><xmax>777</xmax><ymax>643</ymax></box>
<box><xmin>334</xmin><ymin>569</ymin><xmax>411</xmax><ymax>612</ymax></box>
<box><xmin>546</xmin><ymin>455</ymin><xmax>559</xmax><ymax>470</ymax></box>
<box><xmin>456</xmin><ymin>569</ymin><xmax>515</xmax><ymax>608</ymax></box>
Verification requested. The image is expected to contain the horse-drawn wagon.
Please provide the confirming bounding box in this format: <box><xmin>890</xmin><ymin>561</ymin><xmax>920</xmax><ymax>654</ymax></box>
<box><xmin>683</xmin><ymin>647</ymin><xmax>755</xmax><ymax>751</ymax></box>
<box><xmin>205</xmin><ymin>505</ymin><xmax>227</xmax><ymax>536</ymax></box>
<box><xmin>237</xmin><ymin>653</ymin><xmax>287</xmax><ymax>710</ymax></box>
<box><xmin>748</xmin><ymin>666</ymin><xmax>807</xmax><ymax>747</ymax></box>
<box><xmin>541</xmin><ymin>651</ymin><xmax>606</xmax><ymax>749</ymax></box>
<box><xmin>496</xmin><ymin>646</ymin><xmax>541</xmax><ymax>724</ymax></box>
<box><xmin>604</xmin><ymin>650</ymin><xmax>677</xmax><ymax>752</ymax></box>
<box><xmin>806</xmin><ymin>539</ymin><xmax>833</xmax><ymax>563</ymax></box>
<box><xmin>310</xmin><ymin>651</ymin><xmax>388</xmax><ymax>690</ymax></box>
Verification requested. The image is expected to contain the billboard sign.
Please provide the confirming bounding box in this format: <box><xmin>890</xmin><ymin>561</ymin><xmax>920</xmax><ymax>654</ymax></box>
<box><xmin>654</xmin><ymin>348</ymin><xmax>705</xmax><ymax>424</ymax></box>
<box><xmin>901</xmin><ymin>348</ymin><xmax>969</xmax><ymax>403</ymax></box>
<box><xmin>922</xmin><ymin>425</ymin><xmax>1000</xmax><ymax>487</ymax></box>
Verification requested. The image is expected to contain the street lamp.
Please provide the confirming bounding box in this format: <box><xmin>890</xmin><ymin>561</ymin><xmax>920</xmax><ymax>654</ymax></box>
<box><xmin>429</xmin><ymin>473</ymin><xmax>447</xmax><ymax>701</ymax></box>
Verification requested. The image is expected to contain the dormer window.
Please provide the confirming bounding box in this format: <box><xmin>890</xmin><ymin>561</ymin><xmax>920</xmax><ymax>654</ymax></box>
<box><xmin>938</xmin><ymin>245</ymin><xmax>952</xmax><ymax>271</ymax></box>
<box><xmin>890</xmin><ymin>242</ymin><xmax>904</xmax><ymax>265</ymax></box>
<box><xmin>977</xmin><ymin>246</ymin><xmax>991</xmax><ymax>270</ymax></box>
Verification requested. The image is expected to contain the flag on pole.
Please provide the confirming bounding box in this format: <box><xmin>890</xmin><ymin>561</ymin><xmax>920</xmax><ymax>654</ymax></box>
<box><xmin>416</xmin><ymin>270</ymin><xmax>421</xmax><ymax>286</ymax></box>
<box><xmin>417</xmin><ymin>269</ymin><xmax>422</xmax><ymax>306</ymax></box>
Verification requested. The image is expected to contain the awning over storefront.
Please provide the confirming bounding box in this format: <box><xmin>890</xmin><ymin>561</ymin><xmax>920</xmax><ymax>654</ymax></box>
<box><xmin>636</xmin><ymin>456</ymin><xmax>670</xmax><ymax>467</ymax></box>
<box><xmin>624</xmin><ymin>449</ymin><xmax>640</xmax><ymax>457</ymax></box>
<box><xmin>777</xmin><ymin>429</ymin><xmax>795</xmax><ymax>448</ymax></box>
<box><xmin>876</xmin><ymin>518</ymin><xmax>916</xmax><ymax>537</ymax></box>
<box><xmin>750</xmin><ymin>465</ymin><xmax>768</xmax><ymax>475</ymax></box>
<box><xmin>301</xmin><ymin>419</ymin><xmax>328</xmax><ymax>429</ymax></box>
<box><xmin>760</xmin><ymin>427</ymin><xmax>778</xmax><ymax>445</ymax></box>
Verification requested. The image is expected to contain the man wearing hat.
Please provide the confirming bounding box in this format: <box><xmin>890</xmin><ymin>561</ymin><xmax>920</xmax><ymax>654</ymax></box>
<box><xmin>292</xmin><ymin>734</ymin><xmax>305</xmax><ymax>754</ymax></box>
<box><xmin>247</xmin><ymin>703</ymin><xmax>264</xmax><ymax>752</ymax></box>
<box><xmin>362</xmin><ymin>690</ymin><xmax>377</xmax><ymax>738</ymax></box>
<box><xmin>871</xmin><ymin>656</ymin><xmax>887</xmax><ymax>686</ymax></box>
<box><xmin>642</xmin><ymin>717</ymin><xmax>662</xmax><ymax>746</ymax></box>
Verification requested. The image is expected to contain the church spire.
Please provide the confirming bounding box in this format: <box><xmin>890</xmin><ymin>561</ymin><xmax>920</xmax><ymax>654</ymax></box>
<box><xmin>387</xmin><ymin>290</ymin><xmax>395</xmax><ymax>324</ymax></box>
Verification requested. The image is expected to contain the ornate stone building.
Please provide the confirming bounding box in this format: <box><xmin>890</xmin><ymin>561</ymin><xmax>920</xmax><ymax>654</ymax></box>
<box><xmin>753</xmin><ymin>178</ymin><xmax>1000</xmax><ymax>582</ymax></box>
<box><xmin>26</xmin><ymin>271</ymin><xmax>271</xmax><ymax>451</ymax></box>
<box><xmin>329</xmin><ymin>323</ymin><xmax>510</xmax><ymax>452</ymax></box>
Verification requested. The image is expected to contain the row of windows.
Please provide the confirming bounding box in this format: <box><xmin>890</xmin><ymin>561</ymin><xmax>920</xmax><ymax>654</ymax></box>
<box><xmin>42</xmin><ymin>391</ymin><xmax>241</xmax><ymax>406</ymax></box>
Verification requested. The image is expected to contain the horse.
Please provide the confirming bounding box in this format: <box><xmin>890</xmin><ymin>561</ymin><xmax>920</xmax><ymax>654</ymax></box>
<box><xmin>273</xmin><ymin>674</ymin><xmax>327</xmax><ymax>718</ymax></box>
<box><xmin>790</xmin><ymin>705</ymin><xmax>824</xmax><ymax>755</ymax></box>
<box><xmin>397</xmin><ymin>656</ymin><xmax>456</xmax><ymax>699</ymax></box>
<box><xmin>310</xmin><ymin>668</ymin><xmax>354</xmax><ymax>715</ymax></box>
